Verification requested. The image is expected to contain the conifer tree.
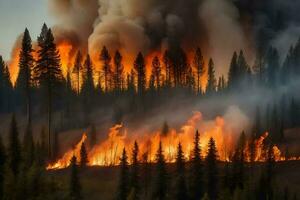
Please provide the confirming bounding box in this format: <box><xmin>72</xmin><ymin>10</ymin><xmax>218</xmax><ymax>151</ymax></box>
<box><xmin>117</xmin><ymin>148</ymin><xmax>129</xmax><ymax>200</ymax></box>
<box><xmin>228</xmin><ymin>52</ymin><xmax>238</xmax><ymax>90</ymax></box>
<box><xmin>73</xmin><ymin>51</ymin><xmax>83</xmax><ymax>95</ymax></box>
<box><xmin>175</xmin><ymin>143</ymin><xmax>188</xmax><ymax>200</ymax></box>
<box><xmin>206</xmin><ymin>137</ymin><xmax>218</xmax><ymax>200</ymax></box>
<box><xmin>8</xmin><ymin>114</ymin><xmax>21</xmax><ymax>177</ymax></box>
<box><xmin>206</xmin><ymin>58</ymin><xmax>216</xmax><ymax>94</ymax></box>
<box><xmin>80</xmin><ymin>142</ymin><xmax>88</xmax><ymax>167</ymax></box>
<box><xmin>194</xmin><ymin>47</ymin><xmax>205</xmax><ymax>94</ymax></box>
<box><xmin>15</xmin><ymin>28</ymin><xmax>34</xmax><ymax>122</ymax></box>
<box><xmin>81</xmin><ymin>54</ymin><xmax>95</xmax><ymax>123</ymax></box>
<box><xmin>100</xmin><ymin>46</ymin><xmax>112</xmax><ymax>92</ymax></box>
<box><xmin>34</xmin><ymin>27</ymin><xmax>63</xmax><ymax>157</ymax></box>
<box><xmin>0</xmin><ymin>58</ymin><xmax>13</xmax><ymax>113</ymax></box>
<box><xmin>151</xmin><ymin>56</ymin><xmax>162</xmax><ymax>89</ymax></box>
<box><xmin>130</xmin><ymin>141</ymin><xmax>140</xmax><ymax>200</ymax></box>
<box><xmin>69</xmin><ymin>155</ymin><xmax>82</xmax><ymax>200</ymax></box>
<box><xmin>190</xmin><ymin>130</ymin><xmax>204</xmax><ymax>200</ymax></box>
<box><xmin>153</xmin><ymin>142</ymin><xmax>168</xmax><ymax>200</ymax></box>
<box><xmin>134</xmin><ymin>52</ymin><xmax>146</xmax><ymax>96</ymax></box>
<box><xmin>114</xmin><ymin>50</ymin><xmax>124</xmax><ymax>92</ymax></box>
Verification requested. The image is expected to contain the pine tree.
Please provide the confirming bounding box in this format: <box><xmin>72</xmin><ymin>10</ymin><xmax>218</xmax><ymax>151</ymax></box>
<box><xmin>23</xmin><ymin>122</ymin><xmax>35</xmax><ymax>168</ymax></box>
<box><xmin>228</xmin><ymin>52</ymin><xmax>238</xmax><ymax>90</ymax></box>
<box><xmin>0</xmin><ymin>57</ymin><xmax>13</xmax><ymax>113</ymax></box>
<box><xmin>34</xmin><ymin>27</ymin><xmax>63</xmax><ymax>158</ymax></box>
<box><xmin>8</xmin><ymin>114</ymin><xmax>21</xmax><ymax>176</ymax></box>
<box><xmin>130</xmin><ymin>141</ymin><xmax>140</xmax><ymax>200</ymax></box>
<box><xmin>134</xmin><ymin>52</ymin><xmax>146</xmax><ymax>95</ymax></box>
<box><xmin>0</xmin><ymin>136</ymin><xmax>6</xmax><ymax>200</ymax></box>
<box><xmin>114</xmin><ymin>50</ymin><xmax>124</xmax><ymax>92</ymax></box>
<box><xmin>206</xmin><ymin>58</ymin><xmax>216</xmax><ymax>94</ymax></box>
<box><xmin>73</xmin><ymin>51</ymin><xmax>83</xmax><ymax>95</ymax></box>
<box><xmin>266</xmin><ymin>47</ymin><xmax>280</xmax><ymax>87</ymax></box>
<box><xmin>151</xmin><ymin>56</ymin><xmax>162</xmax><ymax>90</ymax></box>
<box><xmin>152</xmin><ymin>142</ymin><xmax>168</xmax><ymax>200</ymax></box>
<box><xmin>81</xmin><ymin>54</ymin><xmax>95</xmax><ymax>123</ymax></box>
<box><xmin>194</xmin><ymin>47</ymin><xmax>205</xmax><ymax>94</ymax></box>
<box><xmin>206</xmin><ymin>137</ymin><xmax>218</xmax><ymax>200</ymax></box>
<box><xmin>163</xmin><ymin>50</ymin><xmax>171</xmax><ymax>87</ymax></box>
<box><xmin>117</xmin><ymin>148</ymin><xmax>129</xmax><ymax>200</ymax></box>
<box><xmin>190</xmin><ymin>130</ymin><xmax>204</xmax><ymax>200</ymax></box>
<box><xmin>15</xmin><ymin>28</ymin><xmax>34</xmax><ymax>123</ymax></box>
<box><xmin>175</xmin><ymin>143</ymin><xmax>188</xmax><ymax>200</ymax></box>
<box><xmin>80</xmin><ymin>142</ymin><xmax>88</xmax><ymax>167</ymax></box>
<box><xmin>100</xmin><ymin>46</ymin><xmax>112</xmax><ymax>92</ymax></box>
<box><xmin>69</xmin><ymin>156</ymin><xmax>82</xmax><ymax>200</ymax></box>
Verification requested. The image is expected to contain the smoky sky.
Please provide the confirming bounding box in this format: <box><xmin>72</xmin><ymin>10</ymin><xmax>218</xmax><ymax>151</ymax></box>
<box><xmin>48</xmin><ymin>0</ymin><xmax>300</xmax><ymax>75</ymax></box>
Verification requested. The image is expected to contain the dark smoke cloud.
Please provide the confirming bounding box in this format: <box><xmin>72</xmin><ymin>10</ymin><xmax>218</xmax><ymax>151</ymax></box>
<box><xmin>48</xmin><ymin>0</ymin><xmax>300</xmax><ymax>74</ymax></box>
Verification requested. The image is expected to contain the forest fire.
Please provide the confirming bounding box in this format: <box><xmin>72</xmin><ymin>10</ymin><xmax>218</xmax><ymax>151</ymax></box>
<box><xmin>47</xmin><ymin>112</ymin><xmax>297</xmax><ymax>170</ymax></box>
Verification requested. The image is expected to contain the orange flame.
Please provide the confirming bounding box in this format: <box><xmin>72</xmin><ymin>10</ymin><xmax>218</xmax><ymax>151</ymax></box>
<box><xmin>47</xmin><ymin>133</ymin><xmax>87</xmax><ymax>170</ymax></box>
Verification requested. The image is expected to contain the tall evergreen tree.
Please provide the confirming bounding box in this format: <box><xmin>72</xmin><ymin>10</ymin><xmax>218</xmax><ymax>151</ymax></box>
<box><xmin>175</xmin><ymin>143</ymin><xmax>188</xmax><ymax>200</ymax></box>
<box><xmin>194</xmin><ymin>47</ymin><xmax>205</xmax><ymax>94</ymax></box>
<box><xmin>153</xmin><ymin>142</ymin><xmax>168</xmax><ymax>200</ymax></box>
<box><xmin>266</xmin><ymin>47</ymin><xmax>280</xmax><ymax>87</ymax></box>
<box><xmin>15</xmin><ymin>28</ymin><xmax>34</xmax><ymax>123</ymax></box>
<box><xmin>206</xmin><ymin>58</ymin><xmax>216</xmax><ymax>94</ymax></box>
<box><xmin>80</xmin><ymin>142</ymin><xmax>88</xmax><ymax>167</ymax></box>
<box><xmin>134</xmin><ymin>52</ymin><xmax>146</xmax><ymax>95</ymax></box>
<box><xmin>81</xmin><ymin>54</ymin><xmax>95</xmax><ymax>123</ymax></box>
<box><xmin>117</xmin><ymin>148</ymin><xmax>129</xmax><ymax>200</ymax></box>
<box><xmin>190</xmin><ymin>130</ymin><xmax>204</xmax><ymax>200</ymax></box>
<box><xmin>73</xmin><ymin>51</ymin><xmax>83</xmax><ymax>95</ymax></box>
<box><xmin>151</xmin><ymin>56</ymin><xmax>162</xmax><ymax>90</ymax></box>
<box><xmin>34</xmin><ymin>27</ymin><xmax>63</xmax><ymax>157</ymax></box>
<box><xmin>206</xmin><ymin>137</ymin><xmax>218</xmax><ymax>200</ymax></box>
<box><xmin>228</xmin><ymin>52</ymin><xmax>238</xmax><ymax>90</ymax></box>
<box><xmin>69</xmin><ymin>155</ymin><xmax>82</xmax><ymax>200</ymax></box>
<box><xmin>0</xmin><ymin>58</ymin><xmax>13</xmax><ymax>113</ymax></box>
<box><xmin>130</xmin><ymin>141</ymin><xmax>140</xmax><ymax>200</ymax></box>
<box><xmin>114</xmin><ymin>50</ymin><xmax>124</xmax><ymax>92</ymax></box>
<box><xmin>100</xmin><ymin>46</ymin><xmax>112</xmax><ymax>92</ymax></box>
<box><xmin>8</xmin><ymin>114</ymin><xmax>21</xmax><ymax>176</ymax></box>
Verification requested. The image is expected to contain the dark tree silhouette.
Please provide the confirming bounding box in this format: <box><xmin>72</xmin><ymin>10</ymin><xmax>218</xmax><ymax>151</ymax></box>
<box><xmin>190</xmin><ymin>130</ymin><xmax>204</xmax><ymax>200</ymax></box>
<box><xmin>114</xmin><ymin>50</ymin><xmax>124</xmax><ymax>92</ymax></box>
<box><xmin>73</xmin><ymin>51</ymin><xmax>83</xmax><ymax>95</ymax></box>
<box><xmin>117</xmin><ymin>148</ymin><xmax>129</xmax><ymax>200</ymax></box>
<box><xmin>194</xmin><ymin>47</ymin><xmax>205</xmax><ymax>94</ymax></box>
<box><xmin>15</xmin><ymin>28</ymin><xmax>34</xmax><ymax>123</ymax></box>
<box><xmin>129</xmin><ymin>141</ymin><xmax>140</xmax><ymax>200</ymax></box>
<box><xmin>34</xmin><ymin>27</ymin><xmax>63</xmax><ymax>157</ymax></box>
<box><xmin>206</xmin><ymin>137</ymin><xmax>218</xmax><ymax>200</ymax></box>
<box><xmin>151</xmin><ymin>56</ymin><xmax>162</xmax><ymax>90</ymax></box>
<box><xmin>152</xmin><ymin>141</ymin><xmax>168</xmax><ymax>200</ymax></box>
<box><xmin>69</xmin><ymin>155</ymin><xmax>82</xmax><ymax>200</ymax></box>
<box><xmin>80</xmin><ymin>142</ymin><xmax>88</xmax><ymax>167</ymax></box>
<box><xmin>100</xmin><ymin>46</ymin><xmax>112</xmax><ymax>92</ymax></box>
<box><xmin>206</xmin><ymin>58</ymin><xmax>216</xmax><ymax>94</ymax></box>
<box><xmin>134</xmin><ymin>52</ymin><xmax>146</xmax><ymax>95</ymax></box>
<box><xmin>175</xmin><ymin>143</ymin><xmax>188</xmax><ymax>200</ymax></box>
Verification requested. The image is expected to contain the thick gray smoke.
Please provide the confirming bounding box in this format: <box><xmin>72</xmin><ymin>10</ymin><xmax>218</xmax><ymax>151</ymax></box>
<box><xmin>48</xmin><ymin>0</ymin><xmax>300</xmax><ymax>74</ymax></box>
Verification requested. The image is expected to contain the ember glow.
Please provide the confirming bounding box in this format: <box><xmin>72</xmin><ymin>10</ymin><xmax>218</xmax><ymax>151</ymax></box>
<box><xmin>47</xmin><ymin>111</ymin><xmax>298</xmax><ymax>170</ymax></box>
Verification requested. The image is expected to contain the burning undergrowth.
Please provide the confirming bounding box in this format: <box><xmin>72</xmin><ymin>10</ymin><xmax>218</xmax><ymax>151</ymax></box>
<box><xmin>47</xmin><ymin>107</ymin><xmax>298</xmax><ymax>170</ymax></box>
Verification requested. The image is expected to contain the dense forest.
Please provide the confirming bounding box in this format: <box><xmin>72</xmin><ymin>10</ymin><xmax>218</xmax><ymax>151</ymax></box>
<box><xmin>0</xmin><ymin>23</ymin><xmax>299</xmax><ymax>199</ymax></box>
